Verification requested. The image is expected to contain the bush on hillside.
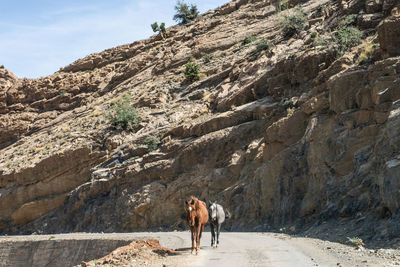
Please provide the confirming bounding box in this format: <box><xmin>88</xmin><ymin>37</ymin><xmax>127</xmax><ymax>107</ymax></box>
<box><xmin>151</xmin><ymin>22</ymin><xmax>165</xmax><ymax>33</ymax></box>
<box><xmin>144</xmin><ymin>136</ymin><xmax>161</xmax><ymax>152</ymax></box>
<box><xmin>151</xmin><ymin>22</ymin><xmax>166</xmax><ymax>34</ymax></box>
<box><xmin>173</xmin><ymin>1</ymin><xmax>199</xmax><ymax>24</ymax></box>
<box><xmin>338</xmin><ymin>14</ymin><xmax>357</xmax><ymax>28</ymax></box>
<box><xmin>242</xmin><ymin>35</ymin><xmax>257</xmax><ymax>45</ymax></box>
<box><xmin>310</xmin><ymin>31</ymin><xmax>318</xmax><ymax>39</ymax></box>
<box><xmin>184</xmin><ymin>56</ymin><xmax>200</xmax><ymax>82</ymax></box>
<box><xmin>256</xmin><ymin>39</ymin><xmax>272</xmax><ymax>52</ymax></box>
<box><xmin>336</xmin><ymin>26</ymin><xmax>362</xmax><ymax>54</ymax></box>
<box><xmin>357</xmin><ymin>43</ymin><xmax>377</xmax><ymax>65</ymax></box>
<box><xmin>107</xmin><ymin>96</ymin><xmax>140</xmax><ymax>131</ymax></box>
<box><xmin>201</xmin><ymin>52</ymin><xmax>215</xmax><ymax>63</ymax></box>
<box><xmin>279</xmin><ymin>7</ymin><xmax>307</xmax><ymax>38</ymax></box>
<box><xmin>312</xmin><ymin>25</ymin><xmax>362</xmax><ymax>56</ymax></box>
<box><xmin>151</xmin><ymin>22</ymin><xmax>166</xmax><ymax>39</ymax></box>
<box><xmin>276</xmin><ymin>0</ymin><xmax>290</xmax><ymax>13</ymax></box>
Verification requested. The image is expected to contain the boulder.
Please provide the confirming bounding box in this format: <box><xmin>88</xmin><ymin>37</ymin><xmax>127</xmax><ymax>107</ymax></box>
<box><xmin>383</xmin><ymin>0</ymin><xmax>400</xmax><ymax>14</ymax></box>
<box><xmin>377</xmin><ymin>101</ymin><xmax>400</xmax><ymax>211</ymax></box>
<box><xmin>218</xmin><ymin>2</ymin><xmax>237</xmax><ymax>15</ymax></box>
<box><xmin>300</xmin><ymin>93</ymin><xmax>329</xmax><ymax>115</ymax></box>
<box><xmin>263</xmin><ymin>110</ymin><xmax>308</xmax><ymax>160</ymax></box>
<box><xmin>357</xmin><ymin>13</ymin><xmax>383</xmax><ymax>29</ymax></box>
<box><xmin>365</xmin><ymin>0</ymin><xmax>383</xmax><ymax>13</ymax></box>
<box><xmin>378</xmin><ymin>16</ymin><xmax>400</xmax><ymax>57</ymax></box>
<box><xmin>328</xmin><ymin>69</ymin><xmax>368</xmax><ymax>114</ymax></box>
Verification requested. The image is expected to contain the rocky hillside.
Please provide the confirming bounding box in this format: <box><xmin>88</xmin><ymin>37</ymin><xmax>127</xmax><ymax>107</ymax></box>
<box><xmin>1</xmin><ymin>0</ymin><xmax>400</xmax><ymax>245</ymax></box>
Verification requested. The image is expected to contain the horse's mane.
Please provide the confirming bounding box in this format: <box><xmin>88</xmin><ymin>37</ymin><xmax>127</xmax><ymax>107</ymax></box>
<box><xmin>190</xmin><ymin>196</ymin><xmax>206</xmax><ymax>210</ymax></box>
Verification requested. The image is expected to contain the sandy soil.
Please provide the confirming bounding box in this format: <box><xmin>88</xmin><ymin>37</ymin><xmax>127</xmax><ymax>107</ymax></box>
<box><xmin>78</xmin><ymin>239</ymin><xmax>188</xmax><ymax>267</ymax></box>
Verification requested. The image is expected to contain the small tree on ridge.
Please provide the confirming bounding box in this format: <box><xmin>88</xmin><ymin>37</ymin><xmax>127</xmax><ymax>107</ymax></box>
<box><xmin>173</xmin><ymin>1</ymin><xmax>199</xmax><ymax>24</ymax></box>
<box><xmin>151</xmin><ymin>22</ymin><xmax>166</xmax><ymax>39</ymax></box>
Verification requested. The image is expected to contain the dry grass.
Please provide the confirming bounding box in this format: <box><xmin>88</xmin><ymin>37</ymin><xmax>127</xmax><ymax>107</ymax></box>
<box><xmin>286</xmin><ymin>107</ymin><xmax>295</xmax><ymax>117</ymax></box>
<box><xmin>347</xmin><ymin>237</ymin><xmax>364</xmax><ymax>247</ymax></box>
<box><xmin>357</xmin><ymin>41</ymin><xmax>377</xmax><ymax>65</ymax></box>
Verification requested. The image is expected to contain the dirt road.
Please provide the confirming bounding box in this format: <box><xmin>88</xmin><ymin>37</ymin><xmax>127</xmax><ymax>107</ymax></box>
<box><xmin>93</xmin><ymin>232</ymin><xmax>397</xmax><ymax>267</ymax></box>
<box><xmin>1</xmin><ymin>232</ymin><xmax>399</xmax><ymax>266</ymax></box>
<box><xmin>188</xmin><ymin>233</ymin><xmax>321</xmax><ymax>266</ymax></box>
<box><xmin>150</xmin><ymin>232</ymin><xmax>397</xmax><ymax>267</ymax></box>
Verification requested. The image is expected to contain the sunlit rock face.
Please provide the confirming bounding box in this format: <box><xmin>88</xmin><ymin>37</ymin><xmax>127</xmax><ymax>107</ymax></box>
<box><xmin>1</xmin><ymin>0</ymin><xmax>400</xmax><ymax>243</ymax></box>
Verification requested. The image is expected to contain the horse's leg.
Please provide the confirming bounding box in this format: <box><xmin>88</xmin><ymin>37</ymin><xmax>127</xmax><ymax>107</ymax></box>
<box><xmin>199</xmin><ymin>224</ymin><xmax>204</xmax><ymax>239</ymax></box>
<box><xmin>198</xmin><ymin>224</ymin><xmax>204</xmax><ymax>253</ymax></box>
<box><xmin>216</xmin><ymin>223</ymin><xmax>222</xmax><ymax>247</ymax></box>
<box><xmin>210</xmin><ymin>223</ymin><xmax>215</xmax><ymax>247</ymax></box>
<box><xmin>191</xmin><ymin>227</ymin><xmax>195</xmax><ymax>254</ymax></box>
<box><xmin>196</xmin><ymin>224</ymin><xmax>201</xmax><ymax>254</ymax></box>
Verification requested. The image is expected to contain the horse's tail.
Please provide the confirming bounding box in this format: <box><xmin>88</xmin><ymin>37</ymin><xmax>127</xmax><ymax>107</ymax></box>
<box><xmin>225</xmin><ymin>210</ymin><xmax>231</xmax><ymax>219</ymax></box>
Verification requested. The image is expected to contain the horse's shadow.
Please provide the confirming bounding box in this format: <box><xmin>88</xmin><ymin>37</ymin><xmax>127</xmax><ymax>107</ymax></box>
<box><xmin>175</xmin><ymin>246</ymin><xmax>209</xmax><ymax>252</ymax></box>
<box><xmin>175</xmin><ymin>247</ymin><xmax>191</xmax><ymax>252</ymax></box>
<box><xmin>152</xmin><ymin>249</ymin><xmax>180</xmax><ymax>256</ymax></box>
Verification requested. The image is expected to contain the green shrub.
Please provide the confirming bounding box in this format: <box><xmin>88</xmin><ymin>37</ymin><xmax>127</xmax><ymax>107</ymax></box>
<box><xmin>144</xmin><ymin>136</ymin><xmax>160</xmax><ymax>152</ymax></box>
<box><xmin>184</xmin><ymin>56</ymin><xmax>200</xmax><ymax>82</ymax></box>
<box><xmin>151</xmin><ymin>22</ymin><xmax>166</xmax><ymax>34</ymax></box>
<box><xmin>173</xmin><ymin>1</ymin><xmax>199</xmax><ymax>24</ymax></box>
<box><xmin>151</xmin><ymin>22</ymin><xmax>158</xmax><ymax>32</ymax></box>
<box><xmin>201</xmin><ymin>52</ymin><xmax>214</xmax><ymax>63</ymax></box>
<box><xmin>312</xmin><ymin>34</ymin><xmax>330</xmax><ymax>48</ymax></box>
<box><xmin>310</xmin><ymin>32</ymin><xmax>318</xmax><ymax>39</ymax></box>
<box><xmin>0</xmin><ymin>65</ymin><xmax>4</xmax><ymax>69</ymax></box>
<box><xmin>276</xmin><ymin>0</ymin><xmax>290</xmax><ymax>13</ymax></box>
<box><xmin>256</xmin><ymin>39</ymin><xmax>272</xmax><ymax>52</ymax></box>
<box><xmin>313</xmin><ymin>26</ymin><xmax>362</xmax><ymax>56</ymax></box>
<box><xmin>279</xmin><ymin>7</ymin><xmax>307</xmax><ymax>38</ymax></box>
<box><xmin>159</xmin><ymin>23</ymin><xmax>166</xmax><ymax>33</ymax></box>
<box><xmin>242</xmin><ymin>35</ymin><xmax>257</xmax><ymax>45</ymax></box>
<box><xmin>336</xmin><ymin>26</ymin><xmax>362</xmax><ymax>53</ymax></box>
<box><xmin>107</xmin><ymin>96</ymin><xmax>140</xmax><ymax>131</ymax></box>
<box><xmin>151</xmin><ymin>22</ymin><xmax>166</xmax><ymax>39</ymax></box>
<box><xmin>338</xmin><ymin>14</ymin><xmax>357</xmax><ymax>28</ymax></box>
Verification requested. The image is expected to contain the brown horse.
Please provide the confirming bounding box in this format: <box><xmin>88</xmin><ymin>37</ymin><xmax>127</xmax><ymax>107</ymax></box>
<box><xmin>184</xmin><ymin>196</ymin><xmax>209</xmax><ymax>254</ymax></box>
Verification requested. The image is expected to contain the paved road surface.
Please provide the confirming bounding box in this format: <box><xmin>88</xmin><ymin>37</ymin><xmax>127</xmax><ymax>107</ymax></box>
<box><xmin>1</xmin><ymin>232</ymin><xmax>391</xmax><ymax>266</ymax></box>
<box><xmin>188</xmin><ymin>233</ymin><xmax>319</xmax><ymax>267</ymax></box>
<box><xmin>105</xmin><ymin>232</ymin><xmax>340</xmax><ymax>266</ymax></box>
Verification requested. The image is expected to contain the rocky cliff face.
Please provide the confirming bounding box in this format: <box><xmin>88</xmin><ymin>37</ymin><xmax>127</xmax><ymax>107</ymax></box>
<box><xmin>1</xmin><ymin>0</ymin><xmax>400</xmax><ymax>244</ymax></box>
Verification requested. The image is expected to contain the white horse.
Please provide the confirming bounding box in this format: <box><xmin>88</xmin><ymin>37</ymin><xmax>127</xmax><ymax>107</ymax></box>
<box><xmin>208</xmin><ymin>201</ymin><xmax>230</xmax><ymax>248</ymax></box>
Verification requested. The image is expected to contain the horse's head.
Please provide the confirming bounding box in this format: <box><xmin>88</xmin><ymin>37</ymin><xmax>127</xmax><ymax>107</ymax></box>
<box><xmin>208</xmin><ymin>201</ymin><xmax>217</xmax><ymax>223</ymax></box>
<box><xmin>184</xmin><ymin>197</ymin><xmax>197</xmax><ymax>227</ymax></box>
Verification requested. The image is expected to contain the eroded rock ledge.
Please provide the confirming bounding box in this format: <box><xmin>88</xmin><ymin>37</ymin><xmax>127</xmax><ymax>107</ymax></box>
<box><xmin>1</xmin><ymin>0</ymin><xmax>400</xmax><ymax>244</ymax></box>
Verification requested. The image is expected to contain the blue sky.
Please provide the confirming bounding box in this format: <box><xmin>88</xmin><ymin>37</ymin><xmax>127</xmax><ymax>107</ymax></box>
<box><xmin>0</xmin><ymin>0</ymin><xmax>228</xmax><ymax>78</ymax></box>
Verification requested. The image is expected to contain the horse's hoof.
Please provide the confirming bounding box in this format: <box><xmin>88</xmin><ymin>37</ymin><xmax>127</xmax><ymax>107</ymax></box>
<box><xmin>216</xmin><ymin>245</ymin><xmax>218</xmax><ymax>248</ymax></box>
